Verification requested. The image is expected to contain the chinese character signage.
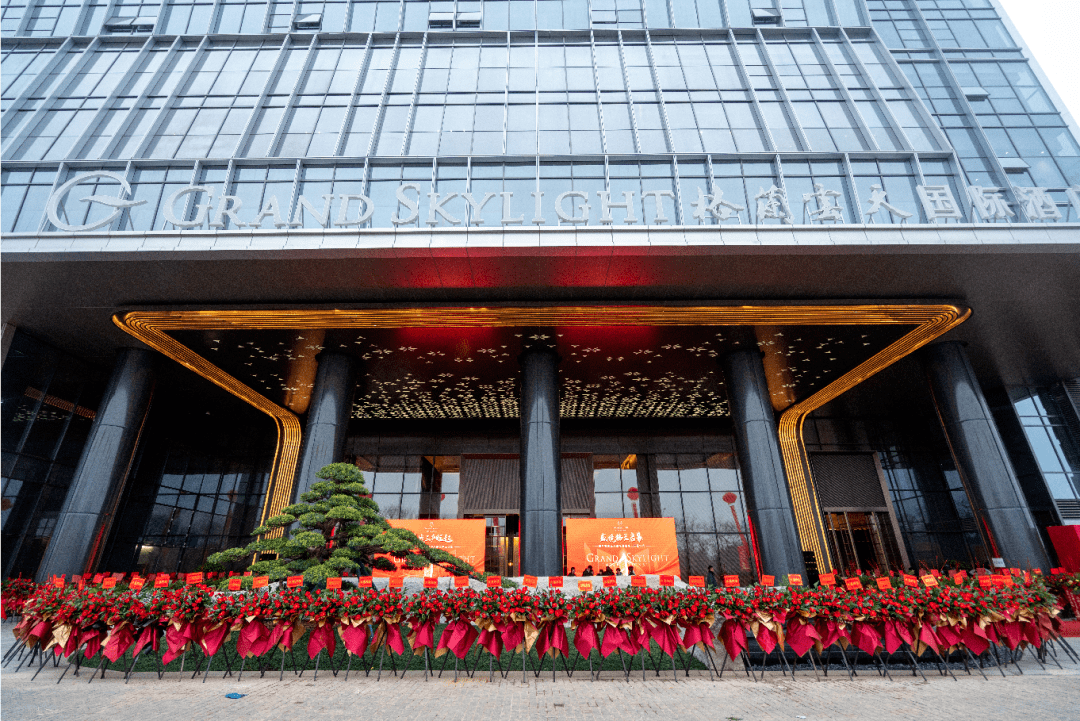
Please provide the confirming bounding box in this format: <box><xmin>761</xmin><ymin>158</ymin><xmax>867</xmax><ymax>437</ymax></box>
<box><xmin>564</xmin><ymin>518</ymin><xmax>680</xmax><ymax>577</ymax></box>
<box><xmin>373</xmin><ymin>519</ymin><xmax>486</xmax><ymax>578</ymax></box>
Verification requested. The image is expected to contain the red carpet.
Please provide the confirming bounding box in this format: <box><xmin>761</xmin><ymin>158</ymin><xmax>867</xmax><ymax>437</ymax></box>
<box><xmin>1059</xmin><ymin>620</ymin><xmax>1080</xmax><ymax>637</ymax></box>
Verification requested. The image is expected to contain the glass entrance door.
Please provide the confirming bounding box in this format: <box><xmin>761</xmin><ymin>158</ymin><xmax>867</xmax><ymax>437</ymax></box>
<box><xmin>476</xmin><ymin>515</ymin><xmax>519</xmax><ymax>577</ymax></box>
<box><xmin>824</xmin><ymin>511</ymin><xmax>904</xmax><ymax>575</ymax></box>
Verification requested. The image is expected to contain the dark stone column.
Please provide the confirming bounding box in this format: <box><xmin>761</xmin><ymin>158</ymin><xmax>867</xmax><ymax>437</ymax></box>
<box><xmin>924</xmin><ymin>342</ymin><xmax>1050</xmax><ymax>569</ymax></box>
<box><xmin>519</xmin><ymin>348</ymin><xmax>562</xmax><ymax>576</ymax></box>
<box><xmin>720</xmin><ymin>350</ymin><xmax>807</xmax><ymax>579</ymax></box>
<box><xmin>292</xmin><ymin>352</ymin><xmax>358</xmax><ymax>500</ymax></box>
<box><xmin>36</xmin><ymin>348</ymin><xmax>156</xmax><ymax>581</ymax></box>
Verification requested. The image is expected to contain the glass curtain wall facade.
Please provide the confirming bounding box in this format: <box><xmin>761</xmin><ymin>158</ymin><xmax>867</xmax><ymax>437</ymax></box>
<box><xmin>1</xmin><ymin>330</ymin><xmax>105</xmax><ymax>578</ymax></box>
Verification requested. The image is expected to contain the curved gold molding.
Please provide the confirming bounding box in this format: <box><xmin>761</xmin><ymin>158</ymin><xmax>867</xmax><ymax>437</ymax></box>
<box><xmin>114</xmin><ymin>303</ymin><xmax>969</xmax><ymax>568</ymax></box>
<box><xmin>776</xmin><ymin>305</ymin><xmax>971</xmax><ymax>573</ymax></box>
<box><xmin>113</xmin><ymin>313</ymin><xmax>302</xmax><ymax>533</ymax></box>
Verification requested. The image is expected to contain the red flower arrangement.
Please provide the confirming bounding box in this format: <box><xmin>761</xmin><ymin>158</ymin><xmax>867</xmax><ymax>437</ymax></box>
<box><xmin>5</xmin><ymin>574</ymin><xmax>1065</xmax><ymax>675</ymax></box>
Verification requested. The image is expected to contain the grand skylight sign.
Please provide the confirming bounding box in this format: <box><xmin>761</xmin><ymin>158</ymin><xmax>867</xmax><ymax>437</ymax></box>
<box><xmin>43</xmin><ymin>171</ymin><xmax>1080</xmax><ymax>233</ymax></box>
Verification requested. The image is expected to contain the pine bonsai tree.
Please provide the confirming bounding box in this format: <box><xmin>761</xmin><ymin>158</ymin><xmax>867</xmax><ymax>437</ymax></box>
<box><xmin>206</xmin><ymin>462</ymin><xmax>476</xmax><ymax>584</ymax></box>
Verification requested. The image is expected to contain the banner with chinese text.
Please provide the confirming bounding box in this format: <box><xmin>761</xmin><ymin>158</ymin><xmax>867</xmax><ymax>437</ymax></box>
<box><xmin>565</xmin><ymin>518</ymin><xmax>680</xmax><ymax>576</ymax></box>
<box><xmin>373</xmin><ymin>519</ymin><xmax>486</xmax><ymax>577</ymax></box>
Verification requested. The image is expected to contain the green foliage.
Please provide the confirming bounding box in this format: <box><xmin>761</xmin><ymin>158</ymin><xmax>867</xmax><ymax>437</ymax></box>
<box><xmin>206</xmin><ymin>462</ymin><xmax>479</xmax><ymax>586</ymax></box>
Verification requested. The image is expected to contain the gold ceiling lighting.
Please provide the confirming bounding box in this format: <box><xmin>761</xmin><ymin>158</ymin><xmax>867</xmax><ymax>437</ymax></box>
<box><xmin>114</xmin><ymin>303</ymin><xmax>969</xmax><ymax>567</ymax></box>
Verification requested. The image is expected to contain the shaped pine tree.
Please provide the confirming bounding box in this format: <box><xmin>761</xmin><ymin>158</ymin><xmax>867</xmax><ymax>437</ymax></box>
<box><xmin>207</xmin><ymin>462</ymin><xmax>475</xmax><ymax>584</ymax></box>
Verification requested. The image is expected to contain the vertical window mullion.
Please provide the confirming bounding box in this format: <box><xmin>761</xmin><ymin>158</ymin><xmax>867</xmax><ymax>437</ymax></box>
<box><xmin>533</xmin><ymin>30</ymin><xmax>540</xmax><ymax>158</ymax></box>
<box><xmin>205</xmin><ymin>0</ymin><xmax>226</xmax><ymax>34</ymax></box>
<box><xmin>822</xmin><ymin>0</ymin><xmax>839</xmax><ymax>27</ymax></box>
<box><xmin>501</xmin><ymin>31</ymin><xmax>509</xmax><ymax>154</ymax></box>
<box><xmin>400</xmin><ymin>31</ymin><xmax>427</xmax><ymax>156</ymax></box>
<box><xmin>68</xmin><ymin>36</ymin><xmax>158</xmax><ymax>160</ymax></box>
<box><xmin>588</xmin><ymin>28</ymin><xmax>607</xmax><ymax>154</ymax></box>
<box><xmin>100</xmin><ymin>36</ymin><xmax>185</xmax><ymax>159</ymax></box>
<box><xmin>728</xmin><ymin>29</ymin><xmax>778</xmax><ymax>152</ymax></box>
<box><xmin>812</xmin><ymin>28</ymin><xmax>878</xmax><ymax>152</ymax></box>
<box><xmin>615</xmin><ymin>29</ymin><xmax>641</xmax><ymax>152</ymax></box>
<box><xmin>773</xmin><ymin>152</ymin><xmax>791</xmax><ymax>222</ymax></box>
<box><xmin>0</xmin><ymin>37</ymin><xmax>76</xmax><ymax>132</ymax></box>
<box><xmin>670</xmin><ymin>154</ymin><xmax>684</xmax><ymax>225</ymax></box>
<box><xmin>754</xmin><ymin>28</ymin><xmax>810</xmax><ymax>151</ymax></box>
<box><xmin>332</xmin><ymin>32</ymin><xmax>373</xmax><ymax>156</ymax></box>
<box><xmin>642</xmin><ymin>28</ymin><xmax>672</xmax><ymax>152</ymax></box>
<box><xmin>905</xmin><ymin>0</ymin><xmax>1009</xmax><ymax>198</ymax></box>
<box><xmin>841</xmin><ymin>151</ymin><xmax>861</xmax><ymax>222</ymax></box>
<box><xmin>839</xmin><ymin>29</ymin><xmax>914</xmax><ymax>152</ymax></box>
<box><xmin>266</xmin><ymin>33</ymin><xmax>318</xmax><ymax>158</ymax></box>
<box><xmin>1</xmin><ymin>37</ymin><xmax>102</xmax><ymax>160</ymax></box>
<box><xmin>131</xmin><ymin>34</ymin><xmax>210</xmax><ymax>159</ymax></box>
<box><xmin>231</xmin><ymin>35</ymin><xmax>294</xmax><ymax>159</ymax></box>
<box><xmin>287</xmin><ymin>156</ymin><xmax>302</xmax><ymax>223</ymax></box>
<box><xmin>71</xmin><ymin>0</ymin><xmax>98</xmax><ymax>36</ymax></box>
<box><xmin>14</xmin><ymin>0</ymin><xmax>38</xmax><ymax>35</ymax></box>
<box><xmin>366</xmin><ymin>33</ymin><xmax>401</xmax><ymax>157</ymax></box>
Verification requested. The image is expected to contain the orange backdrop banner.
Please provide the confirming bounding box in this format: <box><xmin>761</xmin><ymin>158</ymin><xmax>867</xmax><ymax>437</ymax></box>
<box><xmin>373</xmin><ymin>519</ymin><xmax>486</xmax><ymax>577</ymax></box>
<box><xmin>565</xmin><ymin>518</ymin><xmax>680</xmax><ymax>576</ymax></box>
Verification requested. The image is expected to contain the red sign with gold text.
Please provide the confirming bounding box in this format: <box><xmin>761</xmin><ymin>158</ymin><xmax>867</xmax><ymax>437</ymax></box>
<box><xmin>374</xmin><ymin>519</ymin><xmax>486</xmax><ymax>578</ymax></box>
<box><xmin>454</xmin><ymin>575</ymin><xmax>470</xmax><ymax>588</ymax></box>
<box><xmin>548</xmin><ymin>576</ymin><xmax>563</xmax><ymax>588</ymax></box>
<box><xmin>564</xmin><ymin>518</ymin><xmax>680</xmax><ymax>577</ymax></box>
<box><xmin>688</xmin><ymin>576</ymin><xmax>705</xmax><ymax>587</ymax></box>
<box><xmin>630</xmin><ymin>575</ymin><xmax>646</xmax><ymax>587</ymax></box>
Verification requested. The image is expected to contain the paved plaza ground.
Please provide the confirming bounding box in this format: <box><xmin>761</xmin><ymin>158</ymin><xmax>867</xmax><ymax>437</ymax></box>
<box><xmin>3</xmin><ymin>632</ymin><xmax>1079</xmax><ymax>721</ymax></box>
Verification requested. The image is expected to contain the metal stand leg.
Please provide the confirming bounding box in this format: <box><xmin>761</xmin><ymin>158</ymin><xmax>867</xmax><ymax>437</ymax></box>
<box><xmin>963</xmin><ymin>647</ymin><xmax>987</xmax><ymax>680</ymax></box>
<box><xmin>833</xmin><ymin>645</ymin><xmax>854</xmax><ymax>680</ymax></box>
<box><xmin>742</xmin><ymin>652</ymin><xmax>758</xmax><ymax>682</ymax></box>
<box><xmin>903</xmin><ymin>644</ymin><xmax>927</xmax><ymax>681</ymax></box>
<box><xmin>806</xmin><ymin>650</ymin><xmax>821</xmax><ymax>681</ymax></box>
<box><xmin>88</xmin><ymin>652</ymin><xmax>106</xmax><ymax>683</ymax></box>
<box><xmin>31</xmin><ymin>648</ymin><xmax>50</xmax><ymax>680</ymax></box>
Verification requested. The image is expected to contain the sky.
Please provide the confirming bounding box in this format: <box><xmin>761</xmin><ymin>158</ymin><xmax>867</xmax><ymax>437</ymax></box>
<box><xmin>995</xmin><ymin>0</ymin><xmax>1080</xmax><ymax>124</ymax></box>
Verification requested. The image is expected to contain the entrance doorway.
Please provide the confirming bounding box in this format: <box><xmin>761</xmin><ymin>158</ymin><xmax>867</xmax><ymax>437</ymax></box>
<box><xmin>810</xmin><ymin>452</ymin><xmax>909</xmax><ymax>573</ymax></box>
<box><xmin>823</xmin><ymin>510</ymin><xmax>904</xmax><ymax>574</ymax></box>
<box><xmin>472</xmin><ymin>515</ymin><xmax>518</xmax><ymax>577</ymax></box>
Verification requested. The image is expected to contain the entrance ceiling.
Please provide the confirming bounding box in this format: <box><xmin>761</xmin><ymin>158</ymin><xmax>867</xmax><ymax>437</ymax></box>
<box><xmin>169</xmin><ymin>322</ymin><xmax>910</xmax><ymax>419</ymax></box>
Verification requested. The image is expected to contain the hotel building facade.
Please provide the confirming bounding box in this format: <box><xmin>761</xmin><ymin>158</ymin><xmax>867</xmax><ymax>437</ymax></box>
<box><xmin>2</xmin><ymin>0</ymin><xmax>1079</xmax><ymax>582</ymax></box>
